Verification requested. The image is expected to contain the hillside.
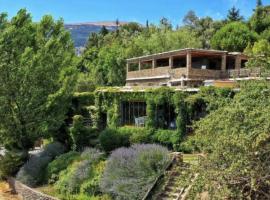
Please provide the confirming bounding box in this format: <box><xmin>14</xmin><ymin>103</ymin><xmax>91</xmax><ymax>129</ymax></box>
<box><xmin>65</xmin><ymin>21</ymin><xmax>127</xmax><ymax>47</ymax></box>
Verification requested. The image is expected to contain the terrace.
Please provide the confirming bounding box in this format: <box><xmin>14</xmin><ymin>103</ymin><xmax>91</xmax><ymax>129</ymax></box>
<box><xmin>126</xmin><ymin>48</ymin><xmax>249</xmax><ymax>87</ymax></box>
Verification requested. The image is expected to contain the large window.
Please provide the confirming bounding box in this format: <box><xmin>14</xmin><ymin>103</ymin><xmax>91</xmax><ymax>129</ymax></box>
<box><xmin>226</xmin><ymin>57</ymin><xmax>236</xmax><ymax>70</ymax></box>
<box><xmin>121</xmin><ymin>101</ymin><xmax>147</xmax><ymax>126</ymax></box>
<box><xmin>192</xmin><ymin>57</ymin><xmax>221</xmax><ymax>70</ymax></box>
<box><xmin>141</xmin><ymin>61</ymin><xmax>152</xmax><ymax>70</ymax></box>
<box><xmin>173</xmin><ymin>57</ymin><xmax>186</xmax><ymax>68</ymax></box>
<box><xmin>129</xmin><ymin>63</ymin><xmax>139</xmax><ymax>71</ymax></box>
<box><xmin>156</xmin><ymin>58</ymin><xmax>169</xmax><ymax>67</ymax></box>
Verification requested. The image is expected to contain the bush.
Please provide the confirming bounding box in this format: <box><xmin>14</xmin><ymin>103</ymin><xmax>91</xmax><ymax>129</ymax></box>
<box><xmin>152</xmin><ymin>129</ymin><xmax>181</xmax><ymax>150</ymax></box>
<box><xmin>100</xmin><ymin>144</ymin><xmax>170</xmax><ymax>200</ymax></box>
<box><xmin>0</xmin><ymin>150</ymin><xmax>27</xmax><ymax>180</ymax></box>
<box><xmin>99</xmin><ymin>128</ymin><xmax>131</xmax><ymax>152</ymax></box>
<box><xmin>41</xmin><ymin>142</ymin><xmax>66</xmax><ymax>158</ymax></box>
<box><xmin>75</xmin><ymin>194</ymin><xmax>112</xmax><ymax>200</ymax></box>
<box><xmin>46</xmin><ymin>151</ymin><xmax>80</xmax><ymax>184</ymax></box>
<box><xmin>69</xmin><ymin>115</ymin><xmax>99</xmax><ymax>151</ymax></box>
<box><xmin>55</xmin><ymin>148</ymin><xmax>104</xmax><ymax>196</ymax></box>
<box><xmin>125</xmin><ymin>127</ymin><xmax>154</xmax><ymax>144</ymax></box>
<box><xmin>16</xmin><ymin>142</ymin><xmax>66</xmax><ymax>187</ymax></box>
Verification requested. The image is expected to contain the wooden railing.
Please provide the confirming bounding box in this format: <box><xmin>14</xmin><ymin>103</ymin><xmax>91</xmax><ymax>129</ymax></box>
<box><xmin>226</xmin><ymin>68</ymin><xmax>261</xmax><ymax>78</ymax></box>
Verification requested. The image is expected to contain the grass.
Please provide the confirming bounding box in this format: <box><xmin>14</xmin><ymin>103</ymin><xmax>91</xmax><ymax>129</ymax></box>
<box><xmin>36</xmin><ymin>185</ymin><xmax>61</xmax><ymax>198</ymax></box>
<box><xmin>183</xmin><ymin>154</ymin><xmax>200</xmax><ymax>165</ymax></box>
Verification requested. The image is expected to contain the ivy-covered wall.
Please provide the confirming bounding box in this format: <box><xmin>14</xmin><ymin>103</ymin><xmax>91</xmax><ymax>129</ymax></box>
<box><xmin>71</xmin><ymin>86</ymin><xmax>235</xmax><ymax>137</ymax></box>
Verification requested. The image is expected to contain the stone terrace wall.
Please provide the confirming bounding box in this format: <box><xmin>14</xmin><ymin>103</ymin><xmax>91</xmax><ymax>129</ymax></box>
<box><xmin>8</xmin><ymin>178</ymin><xmax>59</xmax><ymax>200</ymax></box>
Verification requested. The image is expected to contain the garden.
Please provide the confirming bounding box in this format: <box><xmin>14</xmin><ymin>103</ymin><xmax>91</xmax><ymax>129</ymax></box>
<box><xmin>1</xmin><ymin>3</ymin><xmax>270</xmax><ymax>199</ymax></box>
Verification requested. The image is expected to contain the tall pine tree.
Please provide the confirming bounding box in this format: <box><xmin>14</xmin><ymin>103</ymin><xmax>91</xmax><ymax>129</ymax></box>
<box><xmin>227</xmin><ymin>6</ymin><xmax>244</xmax><ymax>22</ymax></box>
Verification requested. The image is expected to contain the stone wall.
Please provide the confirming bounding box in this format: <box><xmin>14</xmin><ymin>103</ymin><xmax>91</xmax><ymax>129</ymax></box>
<box><xmin>8</xmin><ymin>178</ymin><xmax>59</xmax><ymax>200</ymax></box>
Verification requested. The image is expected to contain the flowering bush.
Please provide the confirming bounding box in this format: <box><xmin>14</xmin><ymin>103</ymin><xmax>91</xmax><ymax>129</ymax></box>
<box><xmin>100</xmin><ymin>144</ymin><xmax>170</xmax><ymax>200</ymax></box>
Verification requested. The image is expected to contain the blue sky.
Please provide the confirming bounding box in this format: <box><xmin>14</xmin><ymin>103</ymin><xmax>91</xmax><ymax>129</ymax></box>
<box><xmin>0</xmin><ymin>0</ymin><xmax>269</xmax><ymax>25</ymax></box>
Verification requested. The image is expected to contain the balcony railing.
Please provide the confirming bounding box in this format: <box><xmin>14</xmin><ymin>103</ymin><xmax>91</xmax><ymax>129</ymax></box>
<box><xmin>227</xmin><ymin>68</ymin><xmax>262</xmax><ymax>78</ymax></box>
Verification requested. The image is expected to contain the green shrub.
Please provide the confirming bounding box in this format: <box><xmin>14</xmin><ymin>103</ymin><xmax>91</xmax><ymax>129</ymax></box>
<box><xmin>99</xmin><ymin>128</ymin><xmax>131</xmax><ymax>152</ymax></box>
<box><xmin>152</xmin><ymin>129</ymin><xmax>181</xmax><ymax>150</ymax></box>
<box><xmin>46</xmin><ymin>151</ymin><xmax>80</xmax><ymax>184</ymax></box>
<box><xmin>0</xmin><ymin>150</ymin><xmax>27</xmax><ymax>180</ymax></box>
<box><xmin>123</xmin><ymin>127</ymin><xmax>154</xmax><ymax>144</ymax></box>
<box><xmin>16</xmin><ymin>142</ymin><xmax>66</xmax><ymax>187</ymax></box>
<box><xmin>55</xmin><ymin>148</ymin><xmax>104</xmax><ymax>196</ymax></box>
<box><xmin>75</xmin><ymin>194</ymin><xmax>112</xmax><ymax>200</ymax></box>
<box><xmin>79</xmin><ymin>161</ymin><xmax>105</xmax><ymax>196</ymax></box>
<box><xmin>69</xmin><ymin>115</ymin><xmax>99</xmax><ymax>151</ymax></box>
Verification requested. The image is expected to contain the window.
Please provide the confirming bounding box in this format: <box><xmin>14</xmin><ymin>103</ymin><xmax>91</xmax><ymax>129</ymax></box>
<box><xmin>141</xmin><ymin>61</ymin><xmax>152</xmax><ymax>70</ymax></box>
<box><xmin>226</xmin><ymin>57</ymin><xmax>236</xmax><ymax>70</ymax></box>
<box><xmin>192</xmin><ymin>57</ymin><xmax>221</xmax><ymax>70</ymax></box>
<box><xmin>173</xmin><ymin>57</ymin><xmax>186</xmax><ymax>68</ymax></box>
<box><xmin>121</xmin><ymin>101</ymin><xmax>147</xmax><ymax>126</ymax></box>
<box><xmin>156</xmin><ymin>58</ymin><xmax>169</xmax><ymax>67</ymax></box>
<box><xmin>241</xmin><ymin>60</ymin><xmax>248</xmax><ymax>68</ymax></box>
<box><xmin>129</xmin><ymin>63</ymin><xmax>139</xmax><ymax>71</ymax></box>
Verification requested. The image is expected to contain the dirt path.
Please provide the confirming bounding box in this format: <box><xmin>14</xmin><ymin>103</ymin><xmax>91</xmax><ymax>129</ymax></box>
<box><xmin>0</xmin><ymin>182</ymin><xmax>20</xmax><ymax>200</ymax></box>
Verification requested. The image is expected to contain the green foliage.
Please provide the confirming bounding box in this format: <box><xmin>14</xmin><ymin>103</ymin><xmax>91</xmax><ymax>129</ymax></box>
<box><xmin>249</xmin><ymin>5</ymin><xmax>270</xmax><ymax>34</ymax></box>
<box><xmin>127</xmin><ymin>127</ymin><xmax>154</xmax><ymax>144</ymax></box>
<box><xmin>152</xmin><ymin>129</ymin><xmax>180</xmax><ymax>150</ymax></box>
<box><xmin>245</xmin><ymin>39</ymin><xmax>270</xmax><ymax>70</ymax></box>
<box><xmin>69</xmin><ymin>115</ymin><xmax>99</xmax><ymax>150</ymax></box>
<box><xmin>73</xmin><ymin>92</ymin><xmax>95</xmax><ymax>107</ymax></box>
<box><xmin>99</xmin><ymin>128</ymin><xmax>131</xmax><ymax>152</ymax></box>
<box><xmin>0</xmin><ymin>9</ymin><xmax>77</xmax><ymax>151</ymax></box>
<box><xmin>0</xmin><ymin>150</ymin><xmax>27</xmax><ymax>179</ymax></box>
<box><xmin>211</xmin><ymin>22</ymin><xmax>258</xmax><ymax>51</ymax></box>
<box><xmin>16</xmin><ymin>142</ymin><xmax>66</xmax><ymax>187</ymax></box>
<box><xmin>54</xmin><ymin>148</ymin><xmax>104</xmax><ymax>198</ymax></box>
<box><xmin>188</xmin><ymin>80</ymin><xmax>270</xmax><ymax>199</ymax></box>
<box><xmin>46</xmin><ymin>151</ymin><xmax>80</xmax><ymax>184</ymax></box>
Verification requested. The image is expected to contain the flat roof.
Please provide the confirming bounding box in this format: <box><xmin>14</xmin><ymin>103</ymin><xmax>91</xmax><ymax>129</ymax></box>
<box><xmin>127</xmin><ymin>48</ymin><xmax>231</xmax><ymax>62</ymax></box>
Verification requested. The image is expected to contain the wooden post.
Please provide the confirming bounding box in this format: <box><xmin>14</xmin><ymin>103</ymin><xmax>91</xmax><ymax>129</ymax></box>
<box><xmin>126</xmin><ymin>63</ymin><xmax>130</xmax><ymax>73</ymax></box>
<box><xmin>186</xmin><ymin>51</ymin><xmax>192</xmax><ymax>78</ymax></box>
<box><xmin>221</xmin><ymin>54</ymin><xmax>227</xmax><ymax>71</ymax></box>
<box><xmin>235</xmin><ymin>56</ymin><xmax>241</xmax><ymax>70</ymax></box>
<box><xmin>152</xmin><ymin>59</ymin><xmax>156</xmax><ymax>69</ymax></box>
<box><xmin>138</xmin><ymin>60</ymin><xmax>142</xmax><ymax>71</ymax></box>
<box><xmin>235</xmin><ymin>56</ymin><xmax>241</xmax><ymax>77</ymax></box>
<box><xmin>169</xmin><ymin>56</ymin><xmax>173</xmax><ymax>68</ymax></box>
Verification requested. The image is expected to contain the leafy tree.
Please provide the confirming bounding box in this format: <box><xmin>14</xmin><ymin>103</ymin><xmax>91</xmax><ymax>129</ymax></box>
<box><xmin>211</xmin><ymin>22</ymin><xmax>258</xmax><ymax>51</ymax></box>
<box><xmin>249</xmin><ymin>5</ymin><xmax>270</xmax><ymax>34</ymax></box>
<box><xmin>187</xmin><ymin>80</ymin><xmax>270</xmax><ymax>199</ymax></box>
<box><xmin>226</xmin><ymin>6</ymin><xmax>244</xmax><ymax>22</ymax></box>
<box><xmin>0</xmin><ymin>9</ymin><xmax>77</xmax><ymax>151</ymax></box>
<box><xmin>245</xmin><ymin>39</ymin><xmax>270</xmax><ymax>70</ymax></box>
<box><xmin>182</xmin><ymin>11</ymin><xmax>223</xmax><ymax>48</ymax></box>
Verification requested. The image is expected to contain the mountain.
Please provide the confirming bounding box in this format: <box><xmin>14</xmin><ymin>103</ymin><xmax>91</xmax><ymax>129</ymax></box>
<box><xmin>65</xmin><ymin>21</ymin><xmax>128</xmax><ymax>48</ymax></box>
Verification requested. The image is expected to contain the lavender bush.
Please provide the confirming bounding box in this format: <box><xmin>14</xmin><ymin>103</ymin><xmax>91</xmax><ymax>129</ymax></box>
<box><xmin>100</xmin><ymin>144</ymin><xmax>170</xmax><ymax>200</ymax></box>
<box><xmin>16</xmin><ymin>142</ymin><xmax>66</xmax><ymax>187</ymax></box>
